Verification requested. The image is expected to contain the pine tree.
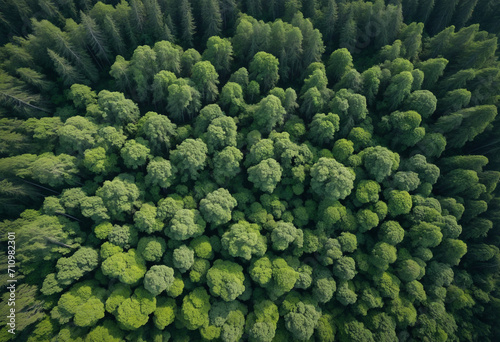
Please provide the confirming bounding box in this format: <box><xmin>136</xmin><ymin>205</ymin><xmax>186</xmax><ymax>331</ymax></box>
<box><xmin>129</xmin><ymin>0</ymin><xmax>146</xmax><ymax>36</ymax></box>
<box><xmin>423</xmin><ymin>26</ymin><xmax>454</xmax><ymax>59</ymax></box>
<box><xmin>0</xmin><ymin>72</ymin><xmax>50</xmax><ymax>116</ymax></box>
<box><xmin>246</xmin><ymin>0</ymin><xmax>263</xmax><ymax>19</ymax></box>
<box><xmin>201</xmin><ymin>0</ymin><xmax>222</xmax><ymax>41</ymax></box>
<box><xmin>402</xmin><ymin>0</ymin><xmax>419</xmax><ymax>23</ymax></box>
<box><xmin>30</xmin><ymin>19</ymin><xmax>98</xmax><ymax>82</ymax></box>
<box><xmin>320</xmin><ymin>0</ymin><xmax>338</xmax><ymax>43</ymax></box>
<box><xmin>80</xmin><ymin>12</ymin><xmax>112</xmax><ymax>65</ymax></box>
<box><xmin>427</xmin><ymin>0</ymin><xmax>460</xmax><ymax>35</ymax></box>
<box><xmin>220</xmin><ymin>0</ymin><xmax>237</xmax><ymax>30</ymax></box>
<box><xmin>102</xmin><ymin>14</ymin><xmax>126</xmax><ymax>56</ymax></box>
<box><xmin>47</xmin><ymin>48</ymin><xmax>86</xmax><ymax>86</ymax></box>
<box><xmin>38</xmin><ymin>0</ymin><xmax>65</xmax><ymax>25</ymax></box>
<box><xmin>452</xmin><ymin>0</ymin><xmax>479</xmax><ymax>29</ymax></box>
<box><xmin>114</xmin><ymin>0</ymin><xmax>138</xmax><ymax>47</ymax></box>
<box><xmin>339</xmin><ymin>10</ymin><xmax>357</xmax><ymax>53</ymax></box>
<box><xmin>16</xmin><ymin>68</ymin><xmax>54</xmax><ymax>92</ymax></box>
<box><xmin>302</xmin><ymin>0</ymin><xmax>318</xmax><ymax>20</ymax></box>
<box><xmin>399</xmin><ymin>22</ymin><xmax>423</xmax><ymax>61</ymax></box>
<box><xmin>144</xmin><ymin>0</ymin><xmax>166</xmax><ymax>42</ymax></box>
<box><xmin>416</xmin><ymin>0</ymin><xmax>435</xmax><ymax>24</ymax></box>
<box><xmin>180</xmin><ymin>0</ymin><xmax>196</xmax><ymax>48</ymax></box>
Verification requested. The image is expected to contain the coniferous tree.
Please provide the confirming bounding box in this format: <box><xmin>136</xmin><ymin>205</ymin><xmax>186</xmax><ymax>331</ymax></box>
<box><xmin>47</xmin><ymin>48</ymin><xmax>87</xmax><ymax>86</ymax></box>
<box><xmin>180</xmin><ymin>0</ymin><xmax>196</xmax><ymax>48</ymax></box>
<box><xmin>201</xmin><ymin>0</ymin><xmax>222</xmax><ymax>41</ymax></box>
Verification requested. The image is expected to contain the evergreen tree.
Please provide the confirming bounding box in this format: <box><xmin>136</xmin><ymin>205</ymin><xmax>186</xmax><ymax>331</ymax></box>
<box><xmin>180</xmin><ymin>0</ymin><xmax>196</xmax><ymax>48</ymax></box>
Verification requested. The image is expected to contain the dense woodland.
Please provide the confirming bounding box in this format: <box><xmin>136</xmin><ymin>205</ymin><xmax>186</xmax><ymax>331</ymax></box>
<box><xmin>0</xmin><ymin>0</ymin><xmax>499</xmax><ymax>341</ymax></box>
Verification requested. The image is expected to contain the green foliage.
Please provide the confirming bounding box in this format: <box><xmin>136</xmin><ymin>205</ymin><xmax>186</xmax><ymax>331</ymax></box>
<box><xmin>248</xmin><ymin>158</ymin><xmax>282</xmax><ymax>193</ymax></box>
<box><xmin>249</xmin><ymin>52</ymin><xmax>280</xmax><ymax>92</ymax></box>
<box><xmin>101</xmin><ymin>249</ymin><xmax>146</xmax><ymax>284</ymax></box>
<box><xmin>180</xmin><ymin>287</ymin><xmax>211</xmax><ymax>330</ymax></box>
<box><xmin>387</xmin><ymin>190</ymin><xmax>413</xmax><ymax>216</ymax></box>
<box><xmin>166</xmin><ymin>209</ymin><xmax>206</xmax><ymax>241</ymax></box>
<box><xmin>207</xmin><ymin>259</ymin><xmax>245</xmax><ymax>301</ymax></box>
<box><xmin>222</xmin><ymin>220</ymin><xmax>267</xmax><ymax>260</ymax></box>
<box><xmin>144</xmin><ymin>265</ymin><xmax>174</xmax><ymax>296</ymax></box>
<box><xmin>310</xmin><ymin>157</ymin><xmax>355</xmax><ymax>201</ymax></box>
<box><xmin>1</xmin><ymin>3</ymin><xmax>500</xmax><ymax>341</ymax></box>
<box><xmin>200</xmin><ymin>188</ymin><xmax>237</xmax><ymax>226</ymax></box>
<box><xmin>51</xmin><ymin>280</ymin><xmax>106</xmax><ymax>327</ymax></box>
<box><xmin>170</xmin><ymin>138</ymin><xmax>208</xmax><ymax>182</ymax></box>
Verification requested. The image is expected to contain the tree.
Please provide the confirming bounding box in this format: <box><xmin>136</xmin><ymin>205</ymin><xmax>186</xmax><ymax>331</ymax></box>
<box><xmin>403</xmin><ymin>90</ymin><xmax>437</xmax><ymax>118</ymax></box>
<box><xmin>166</xmin><ymin>209</ymin><xmax>206</xmax><ymax>241</ymax></box>
<box><xmin>144</xmin><ymin>265</ymin><xmax>175</xmax><ymax>296</ymax></box>
<box><xmin>222</xmin><ymin>220</ymin><xmax>267</xmax><ymax>260</ymax></box>
<box><xmin>167</xmin><ymin>81</ymin><xmax>202</xmax><ymax>122</ymax></box>
<box><xmin>170</xmin><ymin>138</ymin><xmax>208</xmax><ymax>182</ymax></box>
<box><xmin>85</xmin><ymin>320</ymin><xmax>124</xmax><ymax>341</ymax></box>
<box><xmin>153</xmin><ymin>297</ymin><xmax>177</xmax><ymax>330</ymax></box>
<box><xmin>154</xmin><ymin>40</ymin><xmax>181</xmax><ymax>74</ymax></box>
<box><xmin>207</xmin><ymin>259</ymin><xmax>245</xmax><ymax>301</ymax></box>
<box><xmin>384</xmin><ymin>71</ymin><xmax>413</xmax><ymax>111</ymax></box>
<box><xmin>326</xmin><ymin>48</ymin><xmax>353</xmax><ymax>83</ymax></box>
<box><xmin>356</xmin><ymin>180</ymin><xmax>381</xmax><ymax>204</ymax></box>
<box><xmin>96</xmin><ymin>174</ymin><xmax>140</xmax><ymax>220</ymax></box>
<box><xmin>110</xmin><ymin>55</ymin><xmax>132</xmax><ymax>92</ymax></box>
<box><xmin>83</xmin><ymin>147</ymin><xmax>118</xmax><ymax>175</ymax></box>
<box><xmin>248</xmin><ymin>158</ymin><xmax>283</xmax><ymax>193</ymax></box>
<box><xmin>206</xmin><ymin>300</ymin><xmax>246</xmax><ymax>341</ymax></box>
<box><xmin>203</xmin><ymin>36</ymin><xmax>232</xmax><ymax>77</ymax></box>
<box><xmin>213</xmin><ymin>146</ymin><xmax>243</xmax><ymax>185</ymax></box>
<box><xmin>333</xmin><ymin>256</ymin><xmax>356</xmax><ymax>281</ymax></box>
<box><xmin>80</xmin><ymin>196</ymin><xmax>110</xmax><ymax>223</ymax></box>
<box><xmin>200</xmin><ymin>188</ymin><xmax>237</xmax><ymax>226</ymax></box>
<box><xmin>137</xmin><ymin>236</ymin><xmax>166</xmax><ymax>262</ymax></box>
<box><xmin>69</xmin><ymin>84</ymin><xmax>97</xmax><ymax>108</ymax></box>
<box><xmin>101</xmin><ymin>249</ymin><xmax>147</xmax><ymax>284</ymax></box>
<box><xmin>308</xmin><ymin>113</ymin><xmax>340</xmax><ymax>146</ymax></box>
<box><xmin>310</xmin><ymin>157</ymin><xmax>355</xmax><ymax>201</ymax></box>
<box><xmin>181</xmin><ymin>48</ymin><xmax>202</xmax><ymax>77</ymax></box>
<box><xmin>204</xmin><ymin>116</ymin><xmax>238</xmax><ymax>153</ymax></box>
<box><xmin>219</xmin><ymin>82</ymin><xmax>245</xmax><ymax>116</ymax></box>
<box><xmin>300</xmin><ymin>87</ymin><xmax>324</xmax><ymax>118</ymax></box>
<box><xmin>96</xmin><ymin>90</ymin><xmax>140</xmax><ymax>126</ymax></box>
<box><xmin>378</xmin><ymin>221</ymin><xmax>405</xmax><ymax>245</ymax></box>
<box><xmin>137</xmin><ymin>111</ymin><xmax>176</xmax><ymax>154</ymax></box>
<box><xmin>179</xmin><ymin>0</ymin><xmax>196</xmax><ymax>47</ymax></box>
<box><xmin>283</xmin><ymin>298</ymin><xmax>322</xmax><ymax>341</ymax></box>
<box><xmin>47</xmin><ymin>48</ymin><xmax>86</xmax><ymax>86</ymax></box>
<box><xmin>444</xmin><ymin>105</ymin><xmax>498</xmax><ymax>149</ymax></box>
<box><xmin>191</xmin><ymin>60</ymin><xmax>220</xmax><ymax>103</ymax></box>
<box><xmin>387</xmin><ymin>190</ymin><xmax>412</xmax><ymax>216</ymax></box>
<box><xmin>246</xmin><ymin>300</ymin><xmax>279</xmax><ymax>342</ymax></box>
<box><xmin>51</xmin><ymin>281</ymin><xmax>105</xmax><ymax>327</ymax></box>
<box><xmin>249</xmin><ymin>52</ymin><xmax>280</xmax><ymax>92</ymax></box>
<box><xmin>409</xmin><ymin>222</ymin><xmax>443</xmax><ymax>248</ymax></box>
<box><xmin>115</xmin><ymin>286</ymin><xmax>156</xmax><ymax>330</ymax></box>
<box><xmin>417</xmin><ymin>58</ymin><xmax>449</xmax><ymax>89</ymax></box>
<box><xmin>180</xmin><ymin>287</ymin><xmax>211</xmax><ymax>330</ymax></box>
<box><xmin>252</xmin><ymin>94</ymin><xmax>286</xmax><ymax>134</ymax></box>
<box><xmin>58</xmin><ymin>116</ymin><xmax>98</xmax><ymax>155</ymax></box>
<box><xmin>53</xmin><ymin>247</ymin><xmax>99</xmax><ymax>287</ymax></box>
<box><xmin>29</xmin><ymin>153</ymin><xmax>79</xmax><ymax>187</ymax></box>
<box><xmin>145</xmin><ymin>157</ymin><xmax>176</xmax><ymax>189</ymax></box>
<box><xmin>172</xmin><ymin>245</ymin><xmax>195</xmax><ymax>273</ymax></box>
<box><xmin>361</xmin><ymin>146</ymin><xmax>399</xmax><ymax>183</ymax></box>
<box><xmin>120</xmin><ymin>139</ymin><xmax>150</xmax><ymax>169</ymax></box>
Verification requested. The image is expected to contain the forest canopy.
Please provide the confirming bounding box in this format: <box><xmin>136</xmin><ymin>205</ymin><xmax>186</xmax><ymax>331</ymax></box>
<box><xmin>1</xmin><ymin>0</ymin><xmax>500</xmax><ymax>341</ymax></box>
